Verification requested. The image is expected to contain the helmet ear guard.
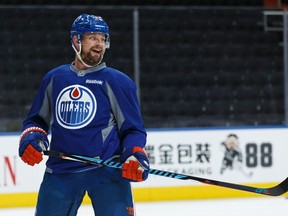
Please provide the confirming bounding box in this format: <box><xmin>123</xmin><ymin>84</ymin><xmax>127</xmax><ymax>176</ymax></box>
<box><xmin>76</xmin><ymin>34</ymin><xmax>82</xmax><ymax>44</ymax></box>
<box><xmin>70</xmin><ymin>34</ymin><xmax>82</xmax><ymax>48</ymax></box>
<box><xmin>103</xmin><ymin>34</ymin><xmax>110</xmax><ymax>49</ymax></box>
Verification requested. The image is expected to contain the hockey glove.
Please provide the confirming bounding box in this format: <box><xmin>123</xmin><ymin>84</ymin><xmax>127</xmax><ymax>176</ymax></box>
<box><xmin>19</xmin><ymin>127</ymin><xmax>49</xmax><ymax>166</ymax></box>
<box><xmin>121</xmin><ymin>146</ymin><xmax>150</xmax><ymax>182</ymax></box>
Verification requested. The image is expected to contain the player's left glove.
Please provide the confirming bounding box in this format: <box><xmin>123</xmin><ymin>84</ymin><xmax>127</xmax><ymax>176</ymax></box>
<box><xmin>120</xmin><ymin>146</ymin><xmax>150</xmax><ymax>182</ymax></box>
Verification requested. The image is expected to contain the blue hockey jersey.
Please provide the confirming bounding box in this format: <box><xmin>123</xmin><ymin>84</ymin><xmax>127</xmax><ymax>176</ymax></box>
<box><xmin>23</xmin><ymin>63</ymin><xmax>147</xmax><ymax>173</ymax></box>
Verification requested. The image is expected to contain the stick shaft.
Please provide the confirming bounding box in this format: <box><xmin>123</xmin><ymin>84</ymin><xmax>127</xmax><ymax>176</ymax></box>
<box><xmin>43</xmin><ymin>150</ymin><xmax>288</xmax><ymax>197</ymax></box>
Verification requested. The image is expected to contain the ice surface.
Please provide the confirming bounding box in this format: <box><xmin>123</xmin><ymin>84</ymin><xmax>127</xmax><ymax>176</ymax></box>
<box><xmin>0</xmin><ymin>197</ymin><xmax>287</xmax><ymax>216</ymax></box>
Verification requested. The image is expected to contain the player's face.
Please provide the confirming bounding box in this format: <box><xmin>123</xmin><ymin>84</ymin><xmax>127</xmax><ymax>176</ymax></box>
<box><xmin>225</xmin><ymin>136</ymin><xmax>239</xmax><ymax>150</ymax></box>
<box><xmin>80</xmin><ymin>33</ymin><xmax>106</xmax><ymax>66</ymax></box>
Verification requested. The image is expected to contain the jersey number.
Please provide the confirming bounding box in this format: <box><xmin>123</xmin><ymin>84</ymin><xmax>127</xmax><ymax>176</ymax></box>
<box><xmin>245</xmin><ymin>143</ymin><xmax>272</xmax><ymax>168</ymax></box>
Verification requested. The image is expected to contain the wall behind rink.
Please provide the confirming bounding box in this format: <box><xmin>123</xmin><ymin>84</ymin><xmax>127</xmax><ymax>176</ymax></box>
<box><xmin>0</xmin><ymin>127</ymin><xmax>288</xmax><ymax>207</ymax></box>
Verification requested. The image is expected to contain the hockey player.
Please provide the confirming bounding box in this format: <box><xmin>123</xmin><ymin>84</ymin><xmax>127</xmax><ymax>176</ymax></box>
<box><xmin>18</xmin><ymin>14</ymin><xmax>149</xmax><ymax>216</ymax></box>
<box><xmin>220</xmin><ymin>134</ymin><xmax>243</xmax><ymax>174</ymax></box>
<box><xmin>220</xmin><ymin>134</ymin><xmax>252</xmax><ymax>177</ymax></box>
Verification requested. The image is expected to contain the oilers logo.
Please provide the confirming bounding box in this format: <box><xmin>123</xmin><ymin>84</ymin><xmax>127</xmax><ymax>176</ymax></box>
<box><xmin>56</xmin><ymin>85</ymin><xmax>97</xmax><ymax>129</ymax></box>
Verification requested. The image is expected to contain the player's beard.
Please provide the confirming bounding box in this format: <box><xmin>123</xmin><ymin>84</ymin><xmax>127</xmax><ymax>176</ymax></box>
<box><xmin>81</xmin><ymin>48</ymin><xmax>104</xmax><ymax>66</ymax></box>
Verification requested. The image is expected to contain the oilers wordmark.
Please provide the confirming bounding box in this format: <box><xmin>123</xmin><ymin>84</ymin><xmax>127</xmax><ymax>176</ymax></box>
<box><xmin>59</xmin><ymin>100</ymin><xmax>90</xmax><ymax>123</ymax></box>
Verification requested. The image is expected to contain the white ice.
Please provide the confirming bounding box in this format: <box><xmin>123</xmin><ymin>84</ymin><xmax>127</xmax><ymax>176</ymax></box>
<box><xmin>0</xmin><ymin>197</ymin><xmax>287</xmax><ymax>216</ymax></box>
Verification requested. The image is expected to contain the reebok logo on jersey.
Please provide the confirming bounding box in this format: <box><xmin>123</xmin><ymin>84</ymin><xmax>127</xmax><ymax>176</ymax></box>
<box><xmin>55</xmin><ymin>85</ymin><xmax>97</xmax><ymax>129</ymax></box>
<box><xmin>85</xmin><ymin>79</ymin><xmax>103</xmax><ymax>85</ymax></box>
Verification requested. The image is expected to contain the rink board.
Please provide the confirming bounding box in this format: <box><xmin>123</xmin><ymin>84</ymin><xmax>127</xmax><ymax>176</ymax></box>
<box><xmin>0</xmin><ymin>126</ymin><xmax>287</xmax><ymax>207</ymax></box>
<box><xmin>0</xmin><ymin>182</ymin><xmax>283</xmax><ymax>208</ymax></box>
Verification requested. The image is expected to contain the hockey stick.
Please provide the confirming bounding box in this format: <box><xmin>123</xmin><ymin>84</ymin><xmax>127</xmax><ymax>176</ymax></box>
<box><xmin>43</xmin><ymin>150</ymin><xmax>288</xmax><ymax>197</ymax></box>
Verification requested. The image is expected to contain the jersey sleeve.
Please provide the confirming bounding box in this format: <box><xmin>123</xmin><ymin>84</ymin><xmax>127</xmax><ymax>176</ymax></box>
<box><xmin>106</xmin><ymin>73</ymin><xmax>147</xmax><ymax>152</ymax></box>
<box><xmin>22</xmin><ymin>74</ymin><xmax>53</xmax><ymax>133</ymax></box>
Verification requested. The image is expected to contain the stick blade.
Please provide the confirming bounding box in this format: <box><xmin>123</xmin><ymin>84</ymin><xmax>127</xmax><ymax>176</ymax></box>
<box><xmin>268</xmin><ymin>177</ymin><xmax>288</xmax><ymax>196</ymax></box>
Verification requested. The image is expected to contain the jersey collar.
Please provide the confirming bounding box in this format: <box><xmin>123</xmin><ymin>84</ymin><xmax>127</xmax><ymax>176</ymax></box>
<box><xmin>70</xmin><ymin>62</ymin><xmax>106</xmax><ymax>76</ymax></box>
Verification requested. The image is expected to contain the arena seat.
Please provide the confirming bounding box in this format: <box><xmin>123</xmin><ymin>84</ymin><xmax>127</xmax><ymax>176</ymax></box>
<box><xmin>0</xmin><ymin>5</ymin><xmax>283</xmax><ymax>130</ymax></box>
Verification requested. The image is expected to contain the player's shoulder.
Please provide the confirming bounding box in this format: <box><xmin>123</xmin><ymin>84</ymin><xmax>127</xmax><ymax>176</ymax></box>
<box><xmin>47</xmin><ymin>64</ymin><xmax>71</xmax><ymax>76</ymax></box>
<box><xmin>103</xmin><ymin>66</ymin><xmax>134</xmax><ymax>84</ymax></box>
<box><xmin>41</xmin><ymin>64</ymin><xmax>70</xmax><ymax>81</ymax></box>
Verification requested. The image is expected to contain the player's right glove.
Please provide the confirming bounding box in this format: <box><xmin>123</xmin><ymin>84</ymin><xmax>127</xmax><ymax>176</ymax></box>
<box><xmin>19</xmin><ymin>127</ymin><xmax>49</xmax><ymax>166</ymax></box>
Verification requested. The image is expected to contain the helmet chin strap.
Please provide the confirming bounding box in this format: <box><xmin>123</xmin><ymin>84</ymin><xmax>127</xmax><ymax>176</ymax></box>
<box><xmin>72</xmin><ymin>43</ymin><xmax>104</xmax><ymax>68</ymax></box>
